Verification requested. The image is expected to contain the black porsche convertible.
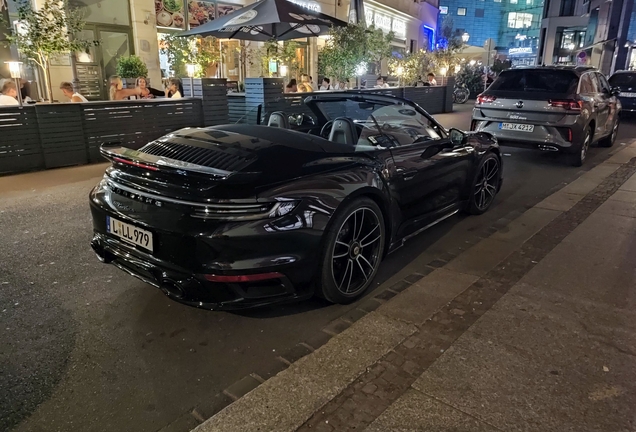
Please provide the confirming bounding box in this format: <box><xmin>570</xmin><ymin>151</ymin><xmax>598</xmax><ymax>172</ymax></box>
<box><xmin>89</xmin><ymin>93</ymin><xmax>502</xmax><ymax>309</ymax></box>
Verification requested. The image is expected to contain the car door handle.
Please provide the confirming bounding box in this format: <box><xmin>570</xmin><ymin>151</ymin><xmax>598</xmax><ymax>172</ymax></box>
<box><xmin>397</xmin><ymin>168</ymin><xmax>417</xmax><ymax>180</ymax></box>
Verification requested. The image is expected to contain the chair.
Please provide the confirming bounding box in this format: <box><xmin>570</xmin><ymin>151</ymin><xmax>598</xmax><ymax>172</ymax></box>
<box><xmin>268</xmin><ymin>112</ymin><xmax>289</xmax><ymax>128</ymax></box>
<box><xmin>328</xmin><ymin>117</ymin><xmax>357</xmax><ymax>145</ymax></box>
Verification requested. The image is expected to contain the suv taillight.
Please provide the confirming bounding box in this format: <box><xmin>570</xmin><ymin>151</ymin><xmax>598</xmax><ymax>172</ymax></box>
<box><xmin>476</xmin><ymin>94</ymin><xmax>497</xmax><ymax>104</ymax></box>
<box><xmin>549</xmin><ymin>99</ymin><xmax>582</xmax><ymax>110</ymax></box>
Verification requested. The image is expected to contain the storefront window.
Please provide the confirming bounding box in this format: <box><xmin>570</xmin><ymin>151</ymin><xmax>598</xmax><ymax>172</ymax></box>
<box><xmin>70</xmin><ymin>0</ymin><xmax>130</xmax><ymax>26</ymax></box>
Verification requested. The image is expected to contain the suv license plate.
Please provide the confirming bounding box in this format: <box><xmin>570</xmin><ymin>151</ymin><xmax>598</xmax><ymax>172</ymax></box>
<box><xmin>499</xmin><ymin>123</ymin><xmax>534</xmax><ymax>132</ymax></box>
<box><xmin>106</xmin><ymin>216</ymin><xmax>153</xmax><ymax>252</ymax></box>
<box><xmin>619</xmin><ymin>92</ymin><xmax>636</xmax><ymax>98</ymax></box>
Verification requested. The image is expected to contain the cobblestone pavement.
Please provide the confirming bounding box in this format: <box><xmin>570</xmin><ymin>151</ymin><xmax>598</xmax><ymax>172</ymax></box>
<box><xmin>296</xmin><ymin>158</ymin><xmax>636</xmax><ymax>432</ymax></box>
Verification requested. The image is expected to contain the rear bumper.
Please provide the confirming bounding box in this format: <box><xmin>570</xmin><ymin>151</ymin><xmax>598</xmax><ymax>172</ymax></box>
<box><xmin>89</xmin><ymin>192</ymin><xmax>325</xmax><ymax>310</ymax></box>
<box><xmin>471</xmin><ymin>112</ymin><xmax>582</xmax><ymax>153</ymax></box>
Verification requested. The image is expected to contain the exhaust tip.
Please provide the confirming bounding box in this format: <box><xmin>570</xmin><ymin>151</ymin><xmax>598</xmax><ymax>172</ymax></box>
<box><xmin>161</xmin><ymin>279</ymin><xmax>185</xmax><ymax>299</ymax></box>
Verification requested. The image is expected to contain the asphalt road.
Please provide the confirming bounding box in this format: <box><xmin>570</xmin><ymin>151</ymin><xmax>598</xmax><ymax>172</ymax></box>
<box><xmin>1</xmin><ymin>104</ymin><xmax>635</xmax><ymax>432</ymax></box>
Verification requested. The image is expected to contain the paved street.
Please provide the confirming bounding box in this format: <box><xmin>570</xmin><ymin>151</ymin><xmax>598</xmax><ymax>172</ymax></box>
<box><xmin>2</xmin><ymin>104</ymin><xmax>635</xmax><ymax>432</ymax></box>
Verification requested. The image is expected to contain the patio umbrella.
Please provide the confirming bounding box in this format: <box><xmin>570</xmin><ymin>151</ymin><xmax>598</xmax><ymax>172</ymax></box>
<box><xmin>178</xmin><ymin>0</ymin><xmax>348</xmax><ymax>41</ymax></box>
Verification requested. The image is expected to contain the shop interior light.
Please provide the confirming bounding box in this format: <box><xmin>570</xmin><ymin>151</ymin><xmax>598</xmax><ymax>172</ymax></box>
<box><xmin>186</xmin><ymin>64</ymin><xmax>196</xmax><ymax>78</ymax></box>
<box><xmin>5</xmin><ymin>61</ymin><xmax>22</xmax><ymax>79</ymax></box>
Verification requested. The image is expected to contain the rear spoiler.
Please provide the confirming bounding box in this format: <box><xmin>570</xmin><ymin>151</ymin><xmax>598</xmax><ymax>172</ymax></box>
<box><xmin>100</xmin><ymin>144</ymin><xmax>233</xmax><ymax>178</ymax></box>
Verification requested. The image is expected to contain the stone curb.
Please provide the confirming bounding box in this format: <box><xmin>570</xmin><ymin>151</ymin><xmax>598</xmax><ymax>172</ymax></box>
<box><xmin>188</xmin><ymin>140</ymin><xmax>636</xmax><ymax>432</ymax></box>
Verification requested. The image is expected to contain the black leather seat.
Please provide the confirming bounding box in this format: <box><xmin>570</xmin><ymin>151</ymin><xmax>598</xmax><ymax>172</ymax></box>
<box><xmin>328</xmin><ymin>117</ymin><xmax>357</xmax><ymax>145</ymax></box>
<box><xmin>268</xmin><ymin>111</ymin><xmax>289</xmax><ymax>128</ymax></box>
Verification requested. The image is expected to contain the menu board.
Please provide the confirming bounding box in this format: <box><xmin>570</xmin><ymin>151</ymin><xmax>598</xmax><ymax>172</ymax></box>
<box><xmin>217</xmin><ymin>2</ymin><xmax>242</xmax><ymax>18</ymax></box>
<box><xmin>187</xmin><ymin>1</ymin><xmax>242</xmax><ymax>29</ymax></box>
<box><xmin>188</xmin><ymin>1</ymin><xmax>215</xmax><ymax>28</ymax></box>
<box><xmin>155</xmin><ymin>0</ymin><xmax>185</xmax><ymax>29</ymax></box>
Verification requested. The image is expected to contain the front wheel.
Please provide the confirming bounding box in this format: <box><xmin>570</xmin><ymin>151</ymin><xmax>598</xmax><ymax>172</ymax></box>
<box><xmin>569</xmin><ymin>126</ymin><xmax>591</xmax><ymax>167</ymax></box>
<box><xmin>317</xmin><ymin>198</ymin><xmax>386</xmax><ymax>304</ymax></box>
<box><xmin>599</xmin><ymin>118</ymin><xmax>619</xmax><ymax>148</ymax></box>
<box><xmin>465</xmin><ymin>152</ymin><xmax>501</xmax><ymax>215</ymax></box>
<box><xmin>456</xmin><ymin>89</ymin><xmax>469</xmax><ymax>104</ymax></box>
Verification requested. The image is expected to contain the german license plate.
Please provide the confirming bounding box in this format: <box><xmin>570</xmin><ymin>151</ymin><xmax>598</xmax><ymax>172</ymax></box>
<box><xmin>619</xmin><ymin>92</ymin><xmax>636</xmax><ymax>98</ymax></box>
<box><xmin>106</xmin><ymin>216</ymin><xmax>153</xmax><ymax>252</ymax></box>
<box><xmin>499</xmin><ymin>123</ymin><xmax>534</xmax><ymax>132</ymax></box>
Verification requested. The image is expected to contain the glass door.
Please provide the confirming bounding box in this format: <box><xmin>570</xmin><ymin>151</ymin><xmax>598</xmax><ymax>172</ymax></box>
<box><xmin>95</xmin><ymin>26</ymin><xmax>134</xmax><ymax>98</ymax></box>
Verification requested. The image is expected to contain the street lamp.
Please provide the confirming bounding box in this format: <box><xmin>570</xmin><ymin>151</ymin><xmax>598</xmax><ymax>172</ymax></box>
<box><xmin>469</xmin><ymin>59</ymin><xmax>476</xmax><ymax>66</ymax></box>
<box><xmin>440</xmin><ymin>67</ymin><xmax>447</xmax><ymax>86</ymax></box>
<box><xmin>454</xmin><ymin>64</ymin><xmax>461</xmax><ymax>74</ymax></box>
<box><xmin>462</xmin><ymin>32</ymin><xmax>470</xmax><ymax>43</ymax></box>
<box><xmin>186</xmin><ymin>64</ymin><xmax>196</xmax><ymax>97</ymax></box>
<box><xmin>5</xmin><ymin>61</ymin><xmax>23</xmax><ymax>107</ymax></box>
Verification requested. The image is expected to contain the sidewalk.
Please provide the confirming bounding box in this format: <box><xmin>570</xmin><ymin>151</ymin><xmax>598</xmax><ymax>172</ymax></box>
<box><xmin>192</xmin><ymin>143</ymin><xmax>636</xmax><ymax>432</ymax></box>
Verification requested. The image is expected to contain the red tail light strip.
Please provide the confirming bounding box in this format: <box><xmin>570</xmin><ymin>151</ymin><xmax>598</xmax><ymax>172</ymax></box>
<box><xmin>112</xmin><ymin>156</ymin><xmax>159</xmax><ymax>171</ymax></box>
<box><xmin>204</xmin><ymin>272</ymin><xmax>285</xmax><ymax>283</ymax></box>
<box><xmin>476</xmin><ymin>94</ymin><xmax>497</xmax><ymax>104</ymax></box>
<box><xmin>548</xmin><ymin>100</ymin><xmax>582</xmax><ymax>111</ymax></box>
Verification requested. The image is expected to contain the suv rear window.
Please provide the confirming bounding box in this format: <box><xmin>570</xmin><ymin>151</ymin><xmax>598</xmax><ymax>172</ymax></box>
<box><xmin>488</xmin><ymin>69</ymin><xmax>579</xmax><ymax>95</ymax></box>
<box><xmin>609</xmin><ymin>73</ymin><xmax>636</xmax><ymax>87</ymax></box>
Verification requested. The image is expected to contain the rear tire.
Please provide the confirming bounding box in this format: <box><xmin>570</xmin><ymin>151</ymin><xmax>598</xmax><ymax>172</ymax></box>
<box><xmin>599</xmin><ymin>118</ymin><xmax>619</xmax><ymax>148</ymax></box>
<box><xmin>317</xmin><ymin>198</ymin><xmax>385</xmax><ymax>304</ymax></box>
<box><xmin>465</xmin><ymin>152</ymin><xmax>501</xmax><ymax>215</ymax></box>
<box><xmin>569</xmin><ymin>126</ymin><xmax>591</xmax><ymax>167</ymax></box>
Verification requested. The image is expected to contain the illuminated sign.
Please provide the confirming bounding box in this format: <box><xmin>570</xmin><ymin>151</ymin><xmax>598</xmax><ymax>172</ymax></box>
<box><xmin>508</xmin><ymin>47</ymin><xmax>533</xmax><ymax>55</ymax></box>
<box><xmin>364</xmin><ymin>7</ymin><xmax>407</xmax><ymax>39</ymax></box>
<box><xmin>439</xmin><ymin>6</ymin><xmax>448</xmax><ymax>14</ymax></box>
<box><xmin>287</xmin><ymin>0</ymin><xmax>321</xmax><ymax>12</ymax></box>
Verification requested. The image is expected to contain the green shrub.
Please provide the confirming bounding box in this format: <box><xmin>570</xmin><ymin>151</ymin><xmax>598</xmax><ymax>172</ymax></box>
<box><xmin>116</xmin><ymin>55</ymin><xmax>149</xmax><ymax>78</ymax></box>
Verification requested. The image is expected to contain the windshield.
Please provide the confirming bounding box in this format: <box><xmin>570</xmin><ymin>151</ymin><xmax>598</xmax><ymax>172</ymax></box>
<box><xmin>489</xmin><ymin>69</ymin><xmax>579</xmax><ymax>95</ymax></box>
<box><xmin>316</xmin><ymin>100</ymin><xmax>447</xmax><ymax>149</ymax></box>
<box><xmin>609</xmin><ymin>73</ymin><xmax>636</xmax><ymax>87</ymax></box>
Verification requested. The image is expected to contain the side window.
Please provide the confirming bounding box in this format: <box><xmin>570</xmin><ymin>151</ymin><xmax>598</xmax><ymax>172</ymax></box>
<box><xmin>597</xmin><ymin>73</ymin><xmax>611</xmax><ymax>94</ymax></box>
<box><xmin>579</xmin><ymin>74</ymin><xmax>594</xmax><ymax>94</ymax></box>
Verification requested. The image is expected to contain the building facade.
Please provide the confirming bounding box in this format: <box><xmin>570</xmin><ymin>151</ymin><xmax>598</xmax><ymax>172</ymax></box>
<box><xmin>0</xmin><ymin>0</ymin><xmax>439</xmax><ymax>102</ymax></box>
<box><xmin>436</xmin><ymin>0</ymin><xmax>543</xmax><ymax>65</ymax></box>
<box><xmin>537</xmin><ymin>0</ymin><xmax>635</xmax><ymax>74</ymax></box>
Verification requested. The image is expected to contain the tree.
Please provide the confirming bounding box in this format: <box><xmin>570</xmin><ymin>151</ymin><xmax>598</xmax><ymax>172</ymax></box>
<box><xmin>456</xmin><ymin>63</ymin><xmax>484</xmax><ymax>96</ymax></box>
<box><xmin>430</xmin><ymin>16</ymin><xmax>465</xmax><ymax>76</ymax></box>
<box><xmin>319</xmin><ymin>24</ymin><xmax>394</xmax><ymax>81</ymax></box>
<box><xmin>366</xmin><ymin>25</ymin><xmax>395</xmax><ymax>75</ymax></box>
<box><xmin>160</xmin><ymin>34</ymin><xmax>222</xmax><ymax>78</ymax></box>
<box><xmin>4</xmin><ymin>0</ymin><xmax>97</xmax><ymax>102</ymax></box>
<box><xmin>388</xmin><ymin>49</ymin><xmax>435</xmax><ymax>85</ymax></box>
<box><xmin>251</xmin><ymin>40</ymin><xmax>300</xmax><ymax>77</ymax></box>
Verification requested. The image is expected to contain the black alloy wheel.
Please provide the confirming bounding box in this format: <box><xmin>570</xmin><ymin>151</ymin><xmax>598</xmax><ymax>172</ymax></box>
<box><xmin>318</xmin><ymin>198</ymin><xmax>385</xmax><ymax>304</ymax></box>
<box><xmin>570</xmin><ymin>126</ymin><xmax>591</xmax><ymax>167</ymax></box>
<box><xmin>599</xmin><ymin>118</ymin><xmax>619</xmax><ymax>148</ymax></box>
<box><xmin>466</xmin><ymin>152</ymin><xmax>500</xmax><ymax>215</ymax></box>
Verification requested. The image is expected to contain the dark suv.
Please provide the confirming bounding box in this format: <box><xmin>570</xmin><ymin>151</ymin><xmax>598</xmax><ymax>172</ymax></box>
<box><xmin>471</xmin><ymin>66</ymin><xmax>621</xmax><ymax>166</ymax></box>
<box><xmin>609</xmin><ymin>71</ymin><xmax>636</xmax><ymax>113</ymax></box>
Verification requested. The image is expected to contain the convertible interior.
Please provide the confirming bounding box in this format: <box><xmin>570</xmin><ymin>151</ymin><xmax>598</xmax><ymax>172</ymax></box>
<box><xmin>258</xmin><ymin>95</ymin><xmax>447</xmax><ymax>149</ymax></box>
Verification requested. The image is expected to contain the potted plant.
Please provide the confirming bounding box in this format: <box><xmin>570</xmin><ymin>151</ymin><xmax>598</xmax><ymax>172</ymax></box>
<box><xmin>116</xmin><ymin>55</ymin><xmax>149</xmax><ymax>88</ymax></box>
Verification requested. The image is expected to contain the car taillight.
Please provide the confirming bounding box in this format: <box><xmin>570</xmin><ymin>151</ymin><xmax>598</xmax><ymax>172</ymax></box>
<box><xmin>476</xmin><ymin>94</ymin><xmax>497</xmax><ymax>104</ymax></box>
<box><xmin>549</xmin><ymin>100</ymin><xmax>582</xmax><ymax>111</ymax></box>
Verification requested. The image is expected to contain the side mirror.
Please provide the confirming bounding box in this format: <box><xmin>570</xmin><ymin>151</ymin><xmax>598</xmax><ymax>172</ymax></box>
<box><xmin>449</xmin><ymin>128</ymin><xmax>466</xmax><ymax>146</ymax></box>
<box><xmin>611</xmin><ymin>87</ymin><xmax>621</xmax><ymax>96</ymax></box>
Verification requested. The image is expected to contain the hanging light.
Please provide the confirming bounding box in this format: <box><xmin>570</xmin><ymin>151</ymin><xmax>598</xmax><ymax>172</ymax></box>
<box><xmin>186</xmin><ymin>64</ymin><xmax>196</xmax><ymax>78</ymax></box>
<box><xmin>280</xmin><ymin>65</ymin><xmax>288</xmax><ymax>76</ymax></box>
<box><xmin>462</xmin><ymin>32</ymin><xmax>470</xmax><ymax>43</ymax></box>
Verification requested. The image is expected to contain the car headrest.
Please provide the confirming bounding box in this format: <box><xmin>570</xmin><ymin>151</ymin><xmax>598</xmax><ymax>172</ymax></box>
<box><xmin>328</xmin><ymin>117</ymin><xmax>357</xmax><ymax>146</ymax></box>
<box><xmin>268</xmin><ymin>111</ymin><xmax>290</xmax><ymax>128</ymax></box>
